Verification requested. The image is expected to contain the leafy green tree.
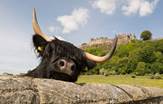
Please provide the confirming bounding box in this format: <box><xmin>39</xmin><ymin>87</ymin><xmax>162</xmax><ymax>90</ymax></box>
<box><xmin>116</xmin><ymin>57</ymin><xmax>129</xmax><ymax>74</ymax></box>
<box><xmin>145</xmin><ymin>63</ymin><xmax>152</xmax><ymax>74</ymax></box>
<box><xmin>140</xmin><ymin>30</ymin><xmax>152</xmax><ymax>40</ymax></box>
<box><xmin>116</xmin><ymin>44</ymin><xmax>134</xmax><ymax>57</ymax></box>
<box><xmin>137</xmin><ymin>46</ymin><xmax>156</xmax><ymax>63</ymax></box>
<box><xmin>135</xmin><ymin>62</ymin><xmax>146</xmax><ymax>76</ymax></box>
<box><xmin>154</xmin><ymin>51</ymin><xmax>163</xmax><ymax>63</ymax></box>
<box><xmin>127</xmin><ymin>49</ymin><xmax>140</xmax><ymax>73</ymax></box>
<box><xmin>155</xmin><ymin>39</ymin><xmax>163</xmax><ymax>53</ymax></box>
<box><xmin>151</xmin><ymin>62</ymin><xmax>163</xmax><ymax>74</ymax></box>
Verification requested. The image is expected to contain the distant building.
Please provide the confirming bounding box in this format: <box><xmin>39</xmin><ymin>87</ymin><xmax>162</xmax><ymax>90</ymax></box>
<box><xmin>117</xmin><ymin>33</ymin><xmax>136</xmax><ymax>44</ymax></box>
<box><xmin>80</xmin><ymin>33</ymin><xmax>136</xmax><ymax>49</ymax></box>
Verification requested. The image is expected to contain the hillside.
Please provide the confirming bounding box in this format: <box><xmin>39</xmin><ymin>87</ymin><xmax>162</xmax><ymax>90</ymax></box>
<box><xmin>82</xmin><ymin>36</ymin><xmax>163</xmax><ymax>76</ymax></box>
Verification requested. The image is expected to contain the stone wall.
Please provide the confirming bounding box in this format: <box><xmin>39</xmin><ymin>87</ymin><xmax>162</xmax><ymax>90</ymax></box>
<box><xmin>0</xmin><ymin>75</ymin><xmax>162</xmax><ymax>104</ymax></box>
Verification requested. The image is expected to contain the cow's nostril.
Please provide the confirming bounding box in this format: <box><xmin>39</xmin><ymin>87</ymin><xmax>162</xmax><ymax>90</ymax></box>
<box><xmin>59</xmin><ymin>60</ymin><xmax>65</xmax><ymax>67</ymax></box>
<box><xmin>71</xmin><ymin>65</ymin><xmax>76</xmax><ymax>71</ymax></box>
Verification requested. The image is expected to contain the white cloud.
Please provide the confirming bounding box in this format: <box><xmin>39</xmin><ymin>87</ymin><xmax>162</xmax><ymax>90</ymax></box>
<box><xmin>139</xmin><ymin>0</ymin><xmax>159</xmax><ymax>16</ymax></box>
<box><xmin>92</xmin><ymin>0</ymin><xmax>117</xmax><ymax>15</ymax></box>
<box><xmin>122</xmin><ymin>0</ymin><xmax>140</xmax><ymax>16</ymax></box>
<box><xmin>91</xmin><ymin>0</ymin><xmax>159</xmax><ymax>16</ymax></box>
<box><xmin>122</xmin><ymin>0</ymin><xmax>159</xmax><ymax>16</ymax></box>
<box><xmin>57</xmin><ymin>8</ymin><xmax>89</xmax><ymax>34</ymax></box>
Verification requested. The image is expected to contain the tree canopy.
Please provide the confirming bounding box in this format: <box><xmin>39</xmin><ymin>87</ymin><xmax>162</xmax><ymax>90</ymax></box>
<box><xmin>140</xmin><ymin>30</ymin><xmax>152</xmax><ymax>40</ymax></box>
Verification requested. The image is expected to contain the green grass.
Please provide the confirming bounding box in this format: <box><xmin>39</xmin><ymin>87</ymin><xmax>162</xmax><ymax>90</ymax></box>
<box><xmin>77</xmin><ymin>75</ymin><xmax>163</xmax><ymax>88</ymax></box>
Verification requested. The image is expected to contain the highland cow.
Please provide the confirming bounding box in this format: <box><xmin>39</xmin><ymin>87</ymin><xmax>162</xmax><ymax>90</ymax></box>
<box><xmin>25</xmin><ymin>9</ymin><xmax>118</xmax><ymax>82</ymax></box>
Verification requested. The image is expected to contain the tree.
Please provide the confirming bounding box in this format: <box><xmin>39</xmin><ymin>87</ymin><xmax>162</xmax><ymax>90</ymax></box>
<box><xmin>138</xmin><ymin>46</ymin><xmax>156</xmax><ymax>63</ymax></box>
<box><xmin>151</xmin><ymin>62</ymin><xmax>163</xmax><ymax>74</ymax></box>
<box><xmin>140</xmin><ymin>30</ymin><xmax>152</xmax><ymax>40</ymax></box>
<box><xmin>135</xmin><ymin>62</ymin><xmax>146</xmax><ymax>76</ymax></box>
<box><xmin>155</xmin><ymin>39</ymin><xmax>163</xmax><ymax>53</ymax></box>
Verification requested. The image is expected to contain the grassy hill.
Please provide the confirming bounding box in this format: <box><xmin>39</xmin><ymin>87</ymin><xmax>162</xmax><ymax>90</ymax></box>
<box><xmin>82</xmin><ymin>39</ymin><xmax>163</xmax><ymax>76</ymax></box>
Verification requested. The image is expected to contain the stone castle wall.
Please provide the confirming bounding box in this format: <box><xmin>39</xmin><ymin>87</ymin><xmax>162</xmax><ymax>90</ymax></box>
<box><xmin>81</xmin><ymin>33</ymin><xmax>136</xmax><ymax>49</ymax></box>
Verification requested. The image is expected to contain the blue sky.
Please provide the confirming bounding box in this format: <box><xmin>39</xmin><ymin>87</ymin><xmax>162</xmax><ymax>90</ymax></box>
<box><xmin>0</xmin><ymin>0</ymin><xmax>163</xmax><ymax>74</ymax></box>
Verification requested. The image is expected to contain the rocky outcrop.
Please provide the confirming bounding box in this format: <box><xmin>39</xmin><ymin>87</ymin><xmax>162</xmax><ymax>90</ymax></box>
<box><xmin>0</xmin><ymin>75</ymin><xmax>162</xmax><ymax>104</ymax></box>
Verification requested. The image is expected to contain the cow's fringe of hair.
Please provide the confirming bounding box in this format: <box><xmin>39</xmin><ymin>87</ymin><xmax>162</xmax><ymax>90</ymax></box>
<box><xmin>43</xmin><ymin>39</ymin><xmax>86</xmax><ymax>65</ymax></box>
<box><xmin>32</xmin><ymin>34</ymin><xmax>86</xmax><ymax>66</ymax></box>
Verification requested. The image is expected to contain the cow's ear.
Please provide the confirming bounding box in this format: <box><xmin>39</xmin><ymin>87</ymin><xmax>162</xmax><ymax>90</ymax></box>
<box><xmin>86</xmin><ymin>60</ymin><xmax>96</xmax><ymax>69</ymax></box>
<box><xmin>33</xmin><ymin>34</ymin><xmax>48</xmax><ymax>56</ymax></box>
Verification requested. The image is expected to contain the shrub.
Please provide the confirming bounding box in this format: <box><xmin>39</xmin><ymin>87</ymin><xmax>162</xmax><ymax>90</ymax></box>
<box><xmin>99</xmin><ymin>68</ymin><xmax>105</xmax><ymax>75</ymax></box>
<box><xmin>151</xmin><ymin>62</ymin><xmax>163</xmax><ymax>74</ymax></box>
<box><xmin>134</xmin><ymin>62</ymin><xmax>146</xmax><ymax>76</ymax></box>
<box><xmin>149</xmin><ymin>73</ymin><xmax>162</xmax><ymax>79</ymax></box>
<box><xmin>140</xmin><ymin>30</ymin><xmax>152</xmax><ymax>40</ymax></box>
<box><xmin>154</xmin><ymin>73</ymin><xmax>162</xmax><ymax>79</ymax></box>
<box><xmin>150</xmin><ymin>75</ymin><xmax>154</xmax><ymax>79</ymax></box>
<box><xmin>131</xmin><ymin>75</ymin><xmax>136</xmax><ymax>78</ymax></box>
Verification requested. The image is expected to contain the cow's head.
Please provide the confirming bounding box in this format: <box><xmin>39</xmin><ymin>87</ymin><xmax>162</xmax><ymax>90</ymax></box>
<box><xmin>26</xmin><ymin>9</ymin><xmax>118</xmax><ymax>82</ymax></box>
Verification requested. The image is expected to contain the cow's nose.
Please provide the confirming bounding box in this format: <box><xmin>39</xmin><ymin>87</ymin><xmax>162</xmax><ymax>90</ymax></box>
<box><xmin>70</xmin><ymin>64</ymin><xmax>76</xmax><ymax>71</ymax></box>
<box><xmin>58</xmin><ymin>59</ymin><xmax>66</xmax><ymax>68</ymax></box>
<box><xmin>58</xmin><ymin>60</ymin><xmax>65</xmax><ymax>67</ymax></box>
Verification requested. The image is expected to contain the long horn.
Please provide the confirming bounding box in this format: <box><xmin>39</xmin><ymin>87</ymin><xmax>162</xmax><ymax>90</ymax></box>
<box><xmin>32</xmin><ymin>8</ymin><xmax>52</xmax><ymax>41</ymax></box>
<box><xmin>84</xmin><ymin>36</ymin><xmax>118</xmax><ymax>63</ymax></box>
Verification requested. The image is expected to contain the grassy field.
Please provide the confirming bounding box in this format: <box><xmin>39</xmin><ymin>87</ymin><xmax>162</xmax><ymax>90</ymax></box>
<box><xmin>77</xmin><ymin>75</ymin><xmax>163</xmax><ymax>88</ymax></box>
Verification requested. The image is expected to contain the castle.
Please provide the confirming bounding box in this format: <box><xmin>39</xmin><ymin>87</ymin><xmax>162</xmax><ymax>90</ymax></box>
<box><xmin>81</xmin><ymin>33</ymin><xmax>136</xmax><ymax>49</ymax></box>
